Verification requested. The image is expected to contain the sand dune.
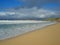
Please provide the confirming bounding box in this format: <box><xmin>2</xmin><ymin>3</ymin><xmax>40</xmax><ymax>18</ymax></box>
<box><xmin>0</xmin><ymin>23</ymin><xmax>60</xmax><ymax>45</ymax></box>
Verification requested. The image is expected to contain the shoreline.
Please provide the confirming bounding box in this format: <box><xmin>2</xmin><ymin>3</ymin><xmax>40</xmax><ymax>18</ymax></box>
<box><xmin>0</xmin><ymin>22</ymin><xmax>57</xmax><ymax>41</ymax></box>
<box><xmin>0</xmin><ymin>22</ymin><xmax>60</xmax><ymax>45</ymax></box>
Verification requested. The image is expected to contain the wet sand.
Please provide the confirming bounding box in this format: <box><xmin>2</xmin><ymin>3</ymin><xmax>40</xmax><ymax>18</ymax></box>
<box><xmin>0</xmin><ymin>23</ymin><xmax>60</xmax><ymax>45</ymax></box>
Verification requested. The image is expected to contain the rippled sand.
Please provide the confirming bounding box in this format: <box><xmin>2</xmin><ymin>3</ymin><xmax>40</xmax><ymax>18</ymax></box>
<box><xmin>0</xmin><ymin>23</ymin><xmax>60</xmax><ymax>45</ymax></box>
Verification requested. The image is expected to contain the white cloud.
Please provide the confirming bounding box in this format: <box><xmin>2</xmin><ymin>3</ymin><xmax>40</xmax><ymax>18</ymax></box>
<box><xmin>16</xmin><ymin>7</ymin><xmax>56</xmax><ymax>18</ymax></box>
<box><xmin>0</xmin><ymin>7</ymin><xmax>58</xmax><ymax>19</ymax></box>
<box><xmin>6</xmin><ymin>12</ymin><xmax>15</xmax><ymax>15</ymax></box>
<box><xmin>20</xmin><ymin>7</ymin><xmax>56</xmax><ymax>18</ymax></box>
<box><xmin>39</xmin><ymin>14</ymin><xmax>46</xmax><ymax>18</ymax></box>
<box><xmin>0</xmin><ymin>12</ymin><xmax>16</xmax><ymax>16</ymax></box>
<box><xmin>0</xmin><ymin>12</ymin><xmax>6</xmax><ymax>15</ymax></box>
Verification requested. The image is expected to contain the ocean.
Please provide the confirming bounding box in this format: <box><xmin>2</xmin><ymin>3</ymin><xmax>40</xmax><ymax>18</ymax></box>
<box><xmin>0</xmin><ymin>21</ymin><xmax>56</xmax><ymax>40</ymax></box>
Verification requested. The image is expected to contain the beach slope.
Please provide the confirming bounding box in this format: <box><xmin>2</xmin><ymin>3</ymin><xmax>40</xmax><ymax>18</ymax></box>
<box><xmin>0</xmin><ymin>23</ymin><xmax>60</xmax><ymax>45</ymax></box>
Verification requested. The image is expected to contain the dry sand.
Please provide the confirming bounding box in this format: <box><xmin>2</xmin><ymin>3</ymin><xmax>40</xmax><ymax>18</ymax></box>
<box><xmin>0</xmin><ymin>23</ymin><xmax>60</xmax><ymax>45</ymax></box>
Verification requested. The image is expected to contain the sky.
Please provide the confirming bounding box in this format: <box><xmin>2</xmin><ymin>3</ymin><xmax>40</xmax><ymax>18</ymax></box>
<box><xmin>0</xmin><ymin>0</ymin><xmax>60</xmax><ymax>20</ymax></box>
<box><xmin>0</xmin><ymin>0</ymin><xmax>23</xmax><ymax>8</ymax></box>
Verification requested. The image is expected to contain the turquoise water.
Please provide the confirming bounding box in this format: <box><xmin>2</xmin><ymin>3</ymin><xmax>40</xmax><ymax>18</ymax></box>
<box><xmin>0</xmin><ymin>21</ymin><xmax>56</xmax><ymax>40</ymax></box>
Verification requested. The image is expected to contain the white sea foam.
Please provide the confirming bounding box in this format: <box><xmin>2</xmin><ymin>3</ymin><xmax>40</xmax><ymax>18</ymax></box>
<box><xmin>0</xmin><ymin>21</ymin><xmax>56</xmax><ymax>40</ymax></box>
<box><xmin>0</xmin><ymin>20</ymin><xmax>48</xmax><ymax>24</ymax></box>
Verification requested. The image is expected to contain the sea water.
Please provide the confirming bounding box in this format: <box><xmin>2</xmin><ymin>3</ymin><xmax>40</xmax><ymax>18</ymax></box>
<box><xmin>0</xmin><ymin>21</ymin><xmax>56</xmax><ymax>40</ymax></box>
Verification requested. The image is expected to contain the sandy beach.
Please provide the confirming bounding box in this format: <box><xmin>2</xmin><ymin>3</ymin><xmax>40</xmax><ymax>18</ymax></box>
<box><xmin>0</xmin><ymin>23</ymin><xmax>60</xmax><ymax>45</ymax></box>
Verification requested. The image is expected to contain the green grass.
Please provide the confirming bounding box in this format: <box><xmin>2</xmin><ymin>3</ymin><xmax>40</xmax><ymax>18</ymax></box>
<box><xmin>46</xmin><ymin>18</ymin><xmax>60</xmax><ymax>21</ymax></box>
